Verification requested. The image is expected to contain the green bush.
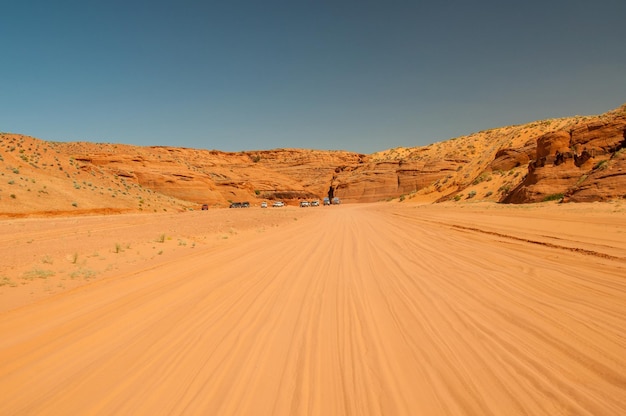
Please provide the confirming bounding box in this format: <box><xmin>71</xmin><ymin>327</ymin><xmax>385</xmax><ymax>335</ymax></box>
<box><xmin>543</xmin><ymin>193</ymin><xmax>564</xmax><ymax>202</ymax></box>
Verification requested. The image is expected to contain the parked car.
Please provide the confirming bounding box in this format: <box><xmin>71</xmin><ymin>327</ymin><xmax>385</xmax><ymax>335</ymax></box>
<box><xmin>332</xmin><ymin>197</ymin><xmax>341</xmax><ymax>205</ymax></box>
<box><xmin>311</xmin><ymin>200</ymin><xmax>320</xmax><ymax>207</ymax></box>
<box><xmin>241</xmin><ymin>201</ymin><xmax>250</xmax><ymax>208</ymax></box>
<box><xmin>229</xmin><ymin>202</ymin><xmax>241</xmax><ymax>208</ymax></box>
<box><xmin>261</xmin><ymin>201</ymin><xmax>268</xmax><ymax>208</ymax></box>
<box><xmin>201</xmin><ymin>204</ymin><xmax>209</xmax><ymax>210</ymax></box>
<box><xmin>323</xmin><ymin>197</ymin><xmax>331</xmax><ymax>206</ymax></box>
<box><xmin>272</xmin><ymin>201</ymin><xmax>284</xmax><ymax>207</ymax></box>
<box><xmin>300</xmin><ymin>201</ymin><xmax>310</xmax><ymax>207</ymax></box>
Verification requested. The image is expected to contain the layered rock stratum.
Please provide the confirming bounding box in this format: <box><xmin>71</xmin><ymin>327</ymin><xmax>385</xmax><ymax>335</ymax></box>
<box><xmin>1</xmin><ymin>103</ymin><xmax>625</xmax><ymax>216</ymax></box>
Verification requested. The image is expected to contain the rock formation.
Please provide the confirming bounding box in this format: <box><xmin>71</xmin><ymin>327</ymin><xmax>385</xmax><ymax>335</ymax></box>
<box><xmin>1</xmin><ymin>103</ymin><xmax>625</xmax><ymax>216</ymax></box>
<box><xmin>503</xmin><ymin>106</ymin><xmax>626</xmax><ymax>203</ymax></box>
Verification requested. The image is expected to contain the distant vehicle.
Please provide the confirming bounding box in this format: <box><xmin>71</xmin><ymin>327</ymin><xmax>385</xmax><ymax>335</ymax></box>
<box><xmin>201</xmin><ymin>204</ymin><xmax>209</xmax><ymax>210</ymax></box>
<box><xmin>323</xmin><ymin>197</ymin><xmax>331</xmax><ymax>206</ymax></box>
<box><xmin>229</xmin><ymin>202</ymin><xmax>242</xmax><ymax>208</ymax></box>
<box><xmin>272</xmin><ymin>201</ymin><xmax>284</xmax><ymax>207</ymax></box>
<box><xmin>261</xmin><ymin>201</ymin><xmax>268</xmax><ymax>208</ymax></box>
<box><xmin>332</xmin><ymin>197</ymin><xmax>341</xmax><ymax>205</ymax></box>
<box><xmin>241</xmin><ymin>201</ymin><xmax>250</xmax><ymax>208</ymax></box>
<box><xmin>311</xmin><ymin>200</ymin><xmax>320</xmax><ymax>207</ymax></box>
<box><xmin>300</xmin><ymin>201</ymin><xmax>310</xmax><ymax>207</ymax></box>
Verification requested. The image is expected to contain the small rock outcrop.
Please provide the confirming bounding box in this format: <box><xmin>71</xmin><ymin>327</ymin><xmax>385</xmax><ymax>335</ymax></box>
<box><xmin>489</xmin><ymin>140</ymin><xmax>537</xmax><ymax>172</ymax></box>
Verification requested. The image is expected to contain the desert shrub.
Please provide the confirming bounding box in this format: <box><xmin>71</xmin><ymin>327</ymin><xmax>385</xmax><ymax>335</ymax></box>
<box><xmin>22</xmin><ymin>268</ymin><xmax>54</xmax><ymax>280</ymax></box>
<box><xmin>70</xmin><ymin>269</ymin><xmax>96</xmax><ymax>280</ymax></box>
<box><xmin>593</xmin><ymin>160</ymin><xmax>608</xmax><ymax>170</ymax></box>
<box><xmin>543</xmin><ymin>193</ymin><xmax>564</xmax><ymax>202</ymax></box>
<box><xmin>0</xmin><ymin>276</ymin><xmax>17</xmax><ymax>287</ymax></box>
<box><xmin>466</xmin><ymin>190</ymin><xmax>477</xmax><ymax>199</ymax></box>
<box><xmin>472</xmin><ymin>173</ymin><xmax>491</xmax><ymax>185</ymax></box>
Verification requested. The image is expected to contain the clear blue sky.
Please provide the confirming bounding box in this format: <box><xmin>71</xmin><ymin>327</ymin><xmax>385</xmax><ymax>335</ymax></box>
<box><xmin>2</xmin><ymin>1</ymin><xmax>625</xmax><ymax>153</ymax></box>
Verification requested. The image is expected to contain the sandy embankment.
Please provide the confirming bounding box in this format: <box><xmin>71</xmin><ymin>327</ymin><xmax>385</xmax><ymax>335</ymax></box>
<box><xmin>1</xmin><ymin>202</ymin><xmax>625</xmax><ymax>415</ymax></box>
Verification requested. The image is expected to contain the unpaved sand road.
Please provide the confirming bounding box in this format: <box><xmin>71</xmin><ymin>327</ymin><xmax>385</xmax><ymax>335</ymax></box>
<box><xmin>1</xmin><ymin>204</ymin><xmax>625</xmax><ymax>415</ymax></box>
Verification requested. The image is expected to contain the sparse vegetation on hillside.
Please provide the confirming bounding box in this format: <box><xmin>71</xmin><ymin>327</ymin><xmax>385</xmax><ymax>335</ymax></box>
<box><xmin>1</xmin><ymin>102</ymin><xmax>624</xmax><ymax>212</ymax></box>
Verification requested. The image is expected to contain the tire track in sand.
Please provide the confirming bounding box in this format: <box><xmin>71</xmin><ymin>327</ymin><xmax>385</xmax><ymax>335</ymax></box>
<box><xmin>1</xmin><ymin>204</ymin><xmax>625</xmax><ymax>415</ymax></box>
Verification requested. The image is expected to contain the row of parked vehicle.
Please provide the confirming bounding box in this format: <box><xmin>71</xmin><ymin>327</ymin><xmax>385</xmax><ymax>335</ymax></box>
<box><xmin>325</xmin><ymin>197</ymin><xmax>341</xmax><ymax>205</ymax></box>
<box><xmin>261</xmin><ymin>201</ymin><xmax>284</xmax><ymax>208</ymax></box>
<box><xmin>260</xmin><ymin>198</ymin><xmax>341</xmax><ymax>208</ymax></box>
<box><xmin>209</xmin><ymin>197</ymin><xmax>340</xmax><ymax>210</ymax></box>
<box><xmin>229</xmin><ymin>202</ymin><xmax>250</xmax><ymax>208</ymax></box>
<box><xmin>301</xmin><ymin>197</ymin><xmax>341</xmax><ymax>207</ymax></box>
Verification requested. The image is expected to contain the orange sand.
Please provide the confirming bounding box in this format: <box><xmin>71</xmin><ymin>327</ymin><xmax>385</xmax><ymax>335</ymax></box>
<box><xmin>1</xmin><ymin>202</ymin><xmax>625</xmax><ymax>415</ymax></box>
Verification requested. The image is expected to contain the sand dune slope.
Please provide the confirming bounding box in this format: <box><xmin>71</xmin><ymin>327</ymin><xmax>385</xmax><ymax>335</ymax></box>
<box><xmin>1</xmin><ymin>205</ymin><xmax>625</xmax><ymax>415</ymax></box>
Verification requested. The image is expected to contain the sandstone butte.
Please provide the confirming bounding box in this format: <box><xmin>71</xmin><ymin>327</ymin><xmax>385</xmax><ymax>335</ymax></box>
<box><xmin>1</xmin><ymin>103</ymin><xmax>625</xmax><ymax>217</ymax></box>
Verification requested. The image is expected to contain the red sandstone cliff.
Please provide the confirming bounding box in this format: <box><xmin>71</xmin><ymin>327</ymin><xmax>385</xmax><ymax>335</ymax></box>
<box><xmin>503</xmin><ymin>105</ymin><xmax>626</xmax><ymax>203</ymax></box>
<box><xmin>1</xmin><ymin>103</ymin><xmax>625</xmax><ymax>216</ymax></box>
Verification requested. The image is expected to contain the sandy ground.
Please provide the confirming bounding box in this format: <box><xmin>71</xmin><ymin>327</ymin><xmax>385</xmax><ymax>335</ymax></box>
<box><xmin>1</xmin><ymin>202</ymin><xmax>625</xmax><ymax>415</ymax></box>
<box><xmin>0</xmin><ymin>207</ymin><xmax>312</xmax><ymax>312</ymax></box>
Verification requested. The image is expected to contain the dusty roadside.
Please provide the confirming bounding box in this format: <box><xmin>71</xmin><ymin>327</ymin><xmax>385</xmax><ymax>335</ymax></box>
<box><xmin>0</xmin><ymin>206</ymin><xmax>314</xmax><ymax>313</ymax></box>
